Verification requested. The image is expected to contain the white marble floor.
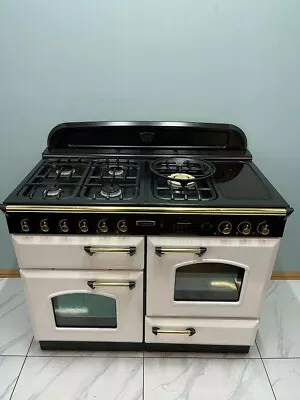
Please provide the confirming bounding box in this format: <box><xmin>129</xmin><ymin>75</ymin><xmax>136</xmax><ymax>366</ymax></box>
<box><xmin>1</xmin><ymin>279</ymin><xmax>300</xmax><ymax>399</ymax></box>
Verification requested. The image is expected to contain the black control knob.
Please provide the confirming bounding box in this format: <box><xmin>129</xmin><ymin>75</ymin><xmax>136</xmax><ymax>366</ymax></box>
<box><xmin>257</xmin><ymin>222</ymin><xmax>270</xmax><ymax>236</ymax></box>
<box><xmin>59</xmin><ymin>219</ymin><xmax>69</xmax><ymax>233</ymax></box>
<box><xmin>98</xmin><ymin>220</ymin><xmax>109</xmax><ymax>233</ymax></box>
<box><xmin>20</xmin><ymin>219</ymin><xmax>30</xmax><ymax>233</ymax></box>
<box><xmin>40</xmin><ymin>219</ymin><xmax>49</xmax><ymax>233</ymax></box>
<box><xmin>238</xmin><ymin>221</ymin><xmax>252</xmax><ymax>236</ymax></box>
<box><xmin>79</xmin><ymin>219</ymin><xmax>89</xmax><ymax>233</ymax></box>
<box><xmin>117</xmin><ymin>219</ymin><xmax>128</xmax><ymax>233</ymax></box>
<box><xmin>218</xmin><ymin>221</ymin><xmax>232</xmax><ymax>235</ymax></box>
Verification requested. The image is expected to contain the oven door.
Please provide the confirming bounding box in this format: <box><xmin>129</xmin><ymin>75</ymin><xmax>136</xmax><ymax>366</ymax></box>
<box><xmin>21</xmin><ymin>269</ymin><xmax>143</xmax><ymax>342</ymax></box>
<box><xmin>147</xmin><ymin>236</ymin><xmax>280</xmax><ymax>319</ymax></box>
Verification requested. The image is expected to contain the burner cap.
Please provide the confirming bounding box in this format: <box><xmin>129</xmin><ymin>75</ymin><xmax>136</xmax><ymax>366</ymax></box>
<box><xmin>45</xmin><ymin>185</ymin><xmax>62</xmax><ymax>197</ymax></box>
<box><xmin>168</xmin><ymin>173</ymin><xmax>196</xmax><ymax>188</ymax></box>
<box><xmin>56</xmin><ymin>166</ymin><xmax>75</xmax><ymax>177</ymax></box>
<box><xmin>100</xmin><ymin>184</ymin><xmax>122</xmax><ymax>198</ymax></box>
<box><xmin>108</xmin><ymin>166</ymin><xmax>124</xmax><ymax>176</ymax></box>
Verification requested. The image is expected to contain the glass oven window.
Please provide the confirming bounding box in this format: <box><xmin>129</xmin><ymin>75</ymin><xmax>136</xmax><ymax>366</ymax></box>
<box><xmin>52</xmin><ymin>293</ymin><xmax>117</xmax><ymax>328</ymax></box>
<box><xmin>174</xmin><ymin>263</ymin><xmax>245</xmax><ymax>302</ymax></box>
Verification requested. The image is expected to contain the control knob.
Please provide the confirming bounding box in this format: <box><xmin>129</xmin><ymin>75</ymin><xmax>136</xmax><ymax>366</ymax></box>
<box><xmin>98</xmin><ymin>220</ymin><xmax>109</xmax><ymax>233</ymax></box>
<box><xmin>59</xmin><ymin>219</ymin><xmax>69</xmax><ymax>233</ymax></box>
<box><xmin>79</xmin><ymin>219</ymin><xmax>89</xmax><ymax>233</ymax></box>
<box><xmin>237</xmin><ymin>221</ymin><xmax>252</xmax><ymax>236</ymax></box>
<box><xmin>20</xmin><ymin>219</ymin><xmax>30</xmax><ymax>232</ymax></box>
<box><xmin>117</xmin><ymin>219</ymin><xmax>128</xmax><ymax>233</ymax></box>
<box><xmin>218</xmin><ymin>221</ymin><xmax>232</xmax><ymax>235</ymax></box>
<box><xmin>257</xmin><ymin>222</ymin><xmax>270</xmax><ymax>236</ymax></box>
<box><xmin>40</xmin><ymin>219</ymin><xmax>49</xmax><ymax>233</ymax></box>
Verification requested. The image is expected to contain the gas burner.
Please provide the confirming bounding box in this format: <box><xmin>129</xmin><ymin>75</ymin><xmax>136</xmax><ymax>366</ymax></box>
<box><xmin>108</xmin><ymin>166</ymin><xmax>124</xmax><ymax>176</ymax></box>
<box><xmin>44</xmin><ymin>185</ymin><xmax>62</xmax><ymax>198</ymax></box>
<box><xmin>56</xmin><ymin>166</ymin><xmax>76</xmax><ymax>177</ymax></box>
<box><xmin>81</xmin><ymin>158</ymin><xmax>140</xmax><ymax>200</ymax></box>
<box><xmin>100</xmin><ymin>184</ymin><xmax>122</xmax><ymax>198</ymax></box>
<box><xmin>152</xmin><ymin>158</ymin><xmax>216</xmax><ymax>201</ymax></box>
<box><xmin>168</xmin><ymin>173</ymin><xmax>196</xmax><ymax>189</ymax></box>
<box><xmin>150</xmin><ymin>157</ymin><xmax>216</xmax><ymax>187</ymax></box>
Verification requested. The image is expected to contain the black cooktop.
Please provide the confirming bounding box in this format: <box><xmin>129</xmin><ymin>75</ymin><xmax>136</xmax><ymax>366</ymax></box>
<box><xmin>1</xmin><ymin>121</ymin><xmax>292</xmax><ymax>212</ymax></box>
<box><xmin>3</xmin><ymin>156</ymin><xmax>290</xmax><ymax>210</ymax></box>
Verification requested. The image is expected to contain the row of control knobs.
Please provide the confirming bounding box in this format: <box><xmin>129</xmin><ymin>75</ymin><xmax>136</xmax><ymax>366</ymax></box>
<box><xmin>218</xmin><ymin>221</ymin><xmax>270</xmax><ymax>236</ymax></box>
<box><xmin>20</xmin><ymin>219</ymin><xmax>128</xmax><ymax>233</ymax></box>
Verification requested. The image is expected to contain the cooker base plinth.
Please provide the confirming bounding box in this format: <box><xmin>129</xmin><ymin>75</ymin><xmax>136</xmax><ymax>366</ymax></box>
<box><xmin>39</xmin><ymin>341</ymin><xmax>250</xmax><ymax>354</ymax></box>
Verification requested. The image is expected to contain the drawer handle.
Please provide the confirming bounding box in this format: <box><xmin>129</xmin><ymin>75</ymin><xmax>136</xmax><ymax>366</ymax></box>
<box><xmin>152</xmin><ymin>327</ymin><xmax>196</xmax><ymax>336</ymax></box>
<box><xmin>84</xmin><ymin>246</ymin><xmax>136</xmax><ymax>256</ymax></box>
<box><xmin>87</xmin><ymin>280</ymin><xmax>136</xmax><ymax>290</ymax></box>
<box><xmin>155</xmin><ymin>247</ymin><xmax>207</xmax><ymax>257</ymax></box>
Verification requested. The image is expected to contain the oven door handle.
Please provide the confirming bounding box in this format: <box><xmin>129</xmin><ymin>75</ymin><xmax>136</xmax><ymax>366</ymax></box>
<box><xmin>87</xmin><ymin>280</ymin><xmax>136</xmax><ymax>290</ymax></box>
<box><xmin>152</xmin><ymin>327</ymin><xmax>196</xmax><ymax>336</ymax></box>
<box><xmin>155</xmin><ymin>247</ymin><xmax>207</xmax><ymax>257</ymax></box>
<box><xmin>84</xmin><ymin>246</ymin><xmax>136</xmax><ymax>256</ymax></box>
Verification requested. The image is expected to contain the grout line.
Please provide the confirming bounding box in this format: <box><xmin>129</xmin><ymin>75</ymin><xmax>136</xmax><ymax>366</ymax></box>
<box><xmin>27</xmin><ymin>354</ymin><xmax>144</xmax><ymax>359</ymax></box>
<box><xmin>143</xmin><ymin>351</ymin><xmax>145</xmax><ymax>400</ymax></box>
<box><xmin>9</xmin><ymin>337</ymin><xmax>33</xmax><ymax>400</ymax></box>
<box><xmin>255</xmin><ymin>339</ymin><xmax>262</xmax><ymax>359</ymax></box>
<box><xmin>257</xmin><ymin>342</ymin><xmax>277</xmax><ymax>400</ymax></box>
<box><xmin>261</xmin><ymin>357</ymin><xmax>300</xmax><ymax>360</ymax></box>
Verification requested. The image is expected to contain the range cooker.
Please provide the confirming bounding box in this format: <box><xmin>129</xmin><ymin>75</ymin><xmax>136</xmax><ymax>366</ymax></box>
<box><xmin>0</xmin><ymin>121</ymin><xmax>293</xmax><ymax>353</ymax></box>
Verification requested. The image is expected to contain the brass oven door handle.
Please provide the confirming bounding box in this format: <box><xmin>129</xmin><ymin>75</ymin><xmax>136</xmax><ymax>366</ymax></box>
<box><xmin>152</xmin><ymin>327</ymin><xmax>196</xmax><ymax>336</ymax></box>
<box><xmin>155</xmin><ymin>247</ymin><xmax>207</xmax><ymax>257</ymax></box>
<box><xmin>84</xmin><ymin>246</ymin><xmax>136</xmax><ymax>256</ymax></box>
<box><xmin>87</xmin><ymin>280</ymin><xmax>136</xmax><ymax>290</ymax></box>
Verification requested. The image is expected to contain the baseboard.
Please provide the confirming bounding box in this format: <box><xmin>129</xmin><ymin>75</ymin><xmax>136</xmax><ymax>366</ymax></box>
<box><xmin>0</xmin><ymin>270</ymin><xmax>300</xmax><ymax>280</ymax></box>
<box><xmin>271</xmin><ymin>272</ymin><xmax>300</xmax><ymax>280</ymax></box>
<box><xmin>0</xmin><ymin>270</ymin><xmax>21</xmax><ymax>278</ymax></box>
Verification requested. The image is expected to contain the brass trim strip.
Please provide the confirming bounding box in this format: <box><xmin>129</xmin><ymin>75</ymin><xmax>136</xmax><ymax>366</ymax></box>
<box><xmin>154</xmin><ymin>329</ymin><xmax>194</xmax><ymax>335</ymax></box>
<box><xmin>5</xmin><ymin>205</ymin><xmax>287</xmax><ymax>216</ymax></box>
<box><xmin>88</xmin><ymin>281</ymin><xmax>134</xmax><ymax>288</ymax></box>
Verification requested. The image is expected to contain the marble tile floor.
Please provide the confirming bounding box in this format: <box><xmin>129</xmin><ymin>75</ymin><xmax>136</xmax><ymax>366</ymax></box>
<box><xmin>1</xmin><ymin>278</ymin><xmax>300</xmax><ymax>399</ymax></box>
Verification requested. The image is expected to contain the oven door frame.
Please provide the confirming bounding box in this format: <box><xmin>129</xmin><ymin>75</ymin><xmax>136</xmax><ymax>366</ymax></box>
<box><xmin>146</xmin><ymin>236</ymin><xmax>280</xmax><ymax>319</ymax></box>
<box><xmin>21</xmin><ymin>269</ymin><xmax>143</xmax><ymax>342</ymax></box>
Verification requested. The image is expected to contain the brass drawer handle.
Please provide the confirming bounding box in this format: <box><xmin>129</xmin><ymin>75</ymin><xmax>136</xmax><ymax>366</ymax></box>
<box><xmin>155</xmin><ymin>247</ymin><xmax>207</xmax><ymax>257</ymax></box>
<box><xmin>87</xmin><ymin>280</ymin><xmax>136</xmax><ymax>290</ymax></box>
<box><xmin>84</xmin><ymin>246</ymin><xmax>136</xmax><ymax>256</ymax></box>
<box><xmin>152</xmin><ymin>327</ymin><xmax>196</xmax><ymax>336</ymax></box>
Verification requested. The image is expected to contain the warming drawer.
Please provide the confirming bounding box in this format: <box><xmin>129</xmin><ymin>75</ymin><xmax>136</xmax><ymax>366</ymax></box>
<box><xmin>13</xmin><ymin>235</ymin><xmax>144</xmax><ymax>270</ymax></box>
<box><xmin>145</xmin><ymin>317</ymin><xmax>259</xmax><ymax>346</ymax></box>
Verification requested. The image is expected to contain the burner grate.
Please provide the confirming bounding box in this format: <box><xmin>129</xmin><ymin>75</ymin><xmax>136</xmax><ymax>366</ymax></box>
<box><xmin>154</xmin><ymin>176</ymin><xmax>216</xmax><ymax>201</ymax></box>
<box><xmin>18</xmin><ymin>159</ymin><xmax>91</xmax><ymax>200</ymax></box>
<box><xmin>81</xmin><ymin>158</ymin><xmax>140</xmax><ymax>200</ymax></box>
<box><xmin>151</xmin><ymin>157</ymin><xmax>216</xmax><ymax>201</ymax></box>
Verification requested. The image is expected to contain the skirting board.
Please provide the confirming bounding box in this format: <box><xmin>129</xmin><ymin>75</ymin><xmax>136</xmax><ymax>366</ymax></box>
<box><xmin>0</xmin><ymin>270</ymin><xmax>300</xmax><ymax>280</ymax></box>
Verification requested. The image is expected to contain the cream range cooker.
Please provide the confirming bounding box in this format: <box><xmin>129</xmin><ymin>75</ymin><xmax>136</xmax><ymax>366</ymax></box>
<box><xmin>1</xmin><ymin>121</ymin><xmax>293</xmax><ymax>353</ymax></box>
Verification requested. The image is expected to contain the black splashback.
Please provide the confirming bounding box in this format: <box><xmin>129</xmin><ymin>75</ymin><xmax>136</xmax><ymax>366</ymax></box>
<box><xmin>47</xmin><ymin>121</ymin><xmax>247</xmax><ymax>153</ymax></box>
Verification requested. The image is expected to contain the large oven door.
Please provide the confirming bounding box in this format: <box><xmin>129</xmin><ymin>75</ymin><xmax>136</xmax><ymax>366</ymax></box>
<box><xmin>147</xmin><ymin>236</ymin><xmax>280</xmax><ymax>319</ymax></box>
<box><xmin>21</xmin><ymin>269</ymin><xmax>143</xmax><ymax>342</ymax></box>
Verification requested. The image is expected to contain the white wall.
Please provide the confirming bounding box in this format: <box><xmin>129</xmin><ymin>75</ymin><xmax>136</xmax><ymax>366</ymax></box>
<box><xmin>0</xmin><ymin>0</ymin><xmax>299</xmax><ymax>271</ymax></box>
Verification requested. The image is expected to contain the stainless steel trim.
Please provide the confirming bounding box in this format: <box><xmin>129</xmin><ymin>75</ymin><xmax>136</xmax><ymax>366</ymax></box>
<box><xmin>4</xmin><ymin>205</ymin><xmax>288</xmax><ymax>216</ymax></box>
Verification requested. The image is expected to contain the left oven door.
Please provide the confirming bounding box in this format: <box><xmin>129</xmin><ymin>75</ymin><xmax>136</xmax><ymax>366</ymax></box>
<box><xmin>21</xmin><ymin>269</ymin><xmax>143</xmax><ymax>342</ymax></box>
